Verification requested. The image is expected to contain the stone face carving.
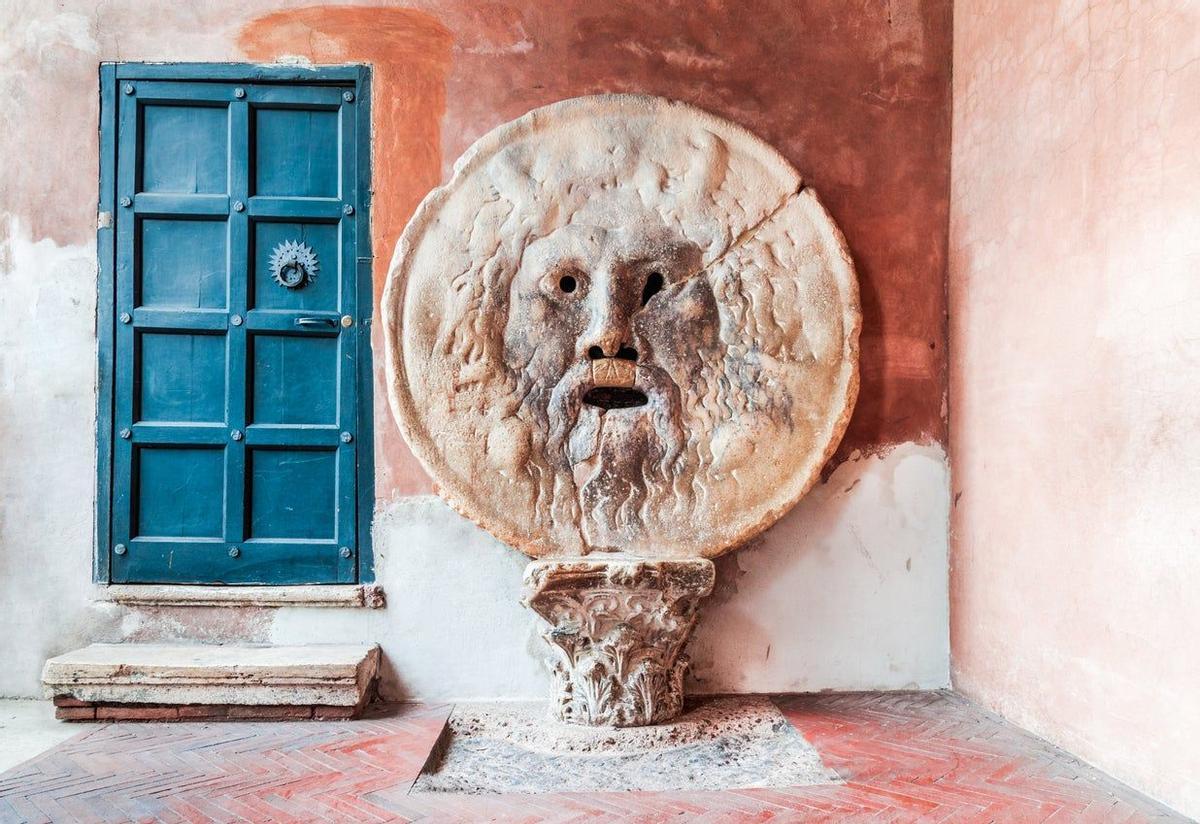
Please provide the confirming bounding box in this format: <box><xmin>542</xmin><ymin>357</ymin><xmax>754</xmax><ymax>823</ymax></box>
<box><xmin>384</xmin><ymin>95</ymin><xmax>860</xmax><ymax>561</ymax></box>
<box><xmin>523</xmin><ymin>556</ymin><xmax>715</xmax><ymax>727</ymax></box>
<box><xmin>385</xmin><ymin>95</ymin><xmax>859</xmax><ymax>726</ymax></box>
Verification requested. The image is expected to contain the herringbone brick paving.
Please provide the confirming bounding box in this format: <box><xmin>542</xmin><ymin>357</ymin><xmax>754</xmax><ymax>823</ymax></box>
<box><xmin>0</xmin><ymin>692</ymin><xmax>1186</xmax><ymax>823</ymax></box>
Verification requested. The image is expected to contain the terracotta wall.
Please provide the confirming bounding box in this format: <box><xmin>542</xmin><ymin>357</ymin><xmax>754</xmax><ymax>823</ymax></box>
<box><xmin>0</xmin><ymin>0</ymin><xmax>953</xmax><ymax>500</ymax></box>
<box><xmin>949</xmin><ymin>1</ymin><xmax>1200</xmax><ymax>816</ymax></box>
<box><xmin>234</xmin><ymin>1</ymin><xmax>953</xmax><ymax>500</ymax></box>
<box><xmin>0</xmin><ymin>0</ymin><xmax>953</xmax><ymax>699</ymax></box>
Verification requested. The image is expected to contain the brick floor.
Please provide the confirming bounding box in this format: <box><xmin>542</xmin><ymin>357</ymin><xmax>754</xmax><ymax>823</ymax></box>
<box><xmin>0</xmin><ymin>692</ymin><xmax>1185</xmax><ymax>823</ymax></box>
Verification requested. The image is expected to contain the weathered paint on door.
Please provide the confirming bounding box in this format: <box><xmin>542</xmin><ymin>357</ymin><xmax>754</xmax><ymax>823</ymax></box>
<box><xmin>106</xmin><ymin>72</ymin><xmax>368</xmax><ymax>584</ymax></box>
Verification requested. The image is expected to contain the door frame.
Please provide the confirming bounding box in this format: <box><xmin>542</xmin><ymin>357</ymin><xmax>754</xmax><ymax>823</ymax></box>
<box><xmin>95</xmin><ymin>62</ymin><xmax>375</xmax><ymax>585</ymax></box>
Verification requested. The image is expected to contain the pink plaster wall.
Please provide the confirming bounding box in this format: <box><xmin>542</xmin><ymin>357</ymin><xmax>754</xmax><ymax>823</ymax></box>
<box><xmin>949</xmin><ymin>1</ymin><xmax>1200</xmax><ymax>816</ymax></box>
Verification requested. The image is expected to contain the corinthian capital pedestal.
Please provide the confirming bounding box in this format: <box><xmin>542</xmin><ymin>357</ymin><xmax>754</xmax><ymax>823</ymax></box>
<box><xmin>524</xmin><ymin>556</ymin><xmax>715</xmax><ymax>727</ymax></box>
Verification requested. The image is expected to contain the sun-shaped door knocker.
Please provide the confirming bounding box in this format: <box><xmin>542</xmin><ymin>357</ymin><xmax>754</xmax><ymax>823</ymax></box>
<box><xmin>269</xmin><ymin>240</ymin><xmax>319</xmax><ymax>289</ymax></box>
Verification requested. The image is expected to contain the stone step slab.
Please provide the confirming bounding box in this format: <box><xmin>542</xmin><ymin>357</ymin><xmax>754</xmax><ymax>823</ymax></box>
<box><xmin>42</xmin><ymin>643</ymin><xmax>380</xmax><ymax>718</ymax></box>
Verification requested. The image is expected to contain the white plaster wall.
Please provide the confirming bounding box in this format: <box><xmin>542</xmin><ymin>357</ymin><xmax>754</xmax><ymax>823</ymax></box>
<box><xmin>0</xmin><ymin>219</ymin><xmax>108</xmax><ymax>697</ymax></box>
<box><xmin>269</xmin><ymin>442</ymin><xmax>949</xmax><ymax>700</ymax></box>
<box><xmin>692</xmin><ymin>442</ymin><xmax>950</xmax><ymax>694</ymax></box>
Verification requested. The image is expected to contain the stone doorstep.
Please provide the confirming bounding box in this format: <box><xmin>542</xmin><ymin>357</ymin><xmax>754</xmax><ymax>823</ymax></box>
<box><xmin>43</xmin><ymin>643</ymin><xmax>380</xmax><ymax>720</ymax></box>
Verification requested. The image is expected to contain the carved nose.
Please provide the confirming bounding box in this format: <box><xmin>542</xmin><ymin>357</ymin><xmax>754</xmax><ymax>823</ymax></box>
<box><xmin>580</xmin><ymin>278</ymin><xmax>636</xmax><ymax>361</ymax></box>
<box><xmin>583</xmin><ymin>325</ymin><xmax>623</xmax><ymax>359</ymax></box>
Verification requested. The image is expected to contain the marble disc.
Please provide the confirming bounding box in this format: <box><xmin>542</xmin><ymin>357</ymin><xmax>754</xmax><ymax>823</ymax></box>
<box><xmin>384</xmin><ymin>95</ymin><xmax>860</xmax><ymax>558</ymax></box>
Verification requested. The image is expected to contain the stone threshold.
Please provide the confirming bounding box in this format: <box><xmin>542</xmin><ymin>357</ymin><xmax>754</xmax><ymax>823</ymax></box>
<box><xmin>97</xmin><ymin>584</ymin><xmax>385</xmax><ymax>608</ymax></box>
<box><xmin>43</xmin><ymin>643</ymin><xmax>380</xmax><ymax>721</ymax></box>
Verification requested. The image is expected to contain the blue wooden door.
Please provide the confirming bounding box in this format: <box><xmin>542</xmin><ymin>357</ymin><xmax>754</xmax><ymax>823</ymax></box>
<box><xmin>109</xmin><ymin>77</ymin><xmax>364</xmax><ymax>584</ymax></box>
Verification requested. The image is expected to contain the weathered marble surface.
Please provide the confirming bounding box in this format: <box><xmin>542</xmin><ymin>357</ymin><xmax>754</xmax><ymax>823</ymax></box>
<box><xmin>412</xmin><ymin>696</ymin><xmax>838</xmax><ymax>793</ymax></box>
<box><xmin>384</xmin><ymin>94</ymin><xmax>860</xmax><ymax>559</ymax></box>
<box><xmin>524</xmin><ymin>556</ymin><xmax>714</xmax><ymax>726</ymax></box>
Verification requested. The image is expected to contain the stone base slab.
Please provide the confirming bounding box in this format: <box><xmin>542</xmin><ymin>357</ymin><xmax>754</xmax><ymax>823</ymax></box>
<box><xmin>413</xmin><ymin>697</ymin><xmax>838</xmax><ymax>793</ymax></box>
<box><xmin>43</xmin><ymin>643</ymin><xmax>380</xmax><ymax>719</ymax></box>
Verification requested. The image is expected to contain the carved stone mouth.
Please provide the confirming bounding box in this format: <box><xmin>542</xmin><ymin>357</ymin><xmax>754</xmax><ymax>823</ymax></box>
<box><xmin>583</xmin><ymin>387</ymin><xmax>649</xmax><ymax>409</ymax></box>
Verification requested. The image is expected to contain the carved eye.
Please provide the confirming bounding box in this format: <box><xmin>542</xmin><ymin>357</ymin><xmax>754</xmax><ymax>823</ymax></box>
<box><xmin>641</xmin><ymin>271</ymin><xmax>664</xmax><ymax>306</ymax></box>
<box><xmin>543</xmin><ymin>268</ymin><xmax>584</xmax><ymax>298</ymax></box>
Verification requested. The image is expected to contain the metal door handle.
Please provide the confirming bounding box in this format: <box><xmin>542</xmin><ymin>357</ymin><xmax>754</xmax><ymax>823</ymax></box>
<box><xmin>295</xmin><ymin>317</ymin><xmax>337</xmax><ymax>328</ymax></box>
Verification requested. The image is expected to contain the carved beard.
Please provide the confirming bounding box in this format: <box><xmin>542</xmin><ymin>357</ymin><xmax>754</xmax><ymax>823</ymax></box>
<box><xmin>514</xmin><ymin>360</ymin><xmax>690</xmax><ymax>552</ymax></box>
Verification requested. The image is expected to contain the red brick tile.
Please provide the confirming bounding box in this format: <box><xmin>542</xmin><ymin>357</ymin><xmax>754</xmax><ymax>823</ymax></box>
<box><xmin>2</xmin><ymin>696</ymin><xmax>1185</xmax><ymax>822</ymax></box>
<box><xmin>94</xmin><ymin>705</ymin><xmax>180</xmax><ymax>721</ymax></box>
<box><xmin>52</xmin><ymin>695</ymin><xmax>91</xmax><ymax>708</ymax></box>
<box><xmin>226</xmin><ymin>705</ymin><xmax>314</xmax><ymax>720</ymax></box>
<box><xmin>177</xmin><ymin>705</ymin><xmax>229</xmax><ymax>719</ymax></box>
<box><xmin>312</xmin><ymin>705</ymin><xmax>358</xmax><ymax>720</ymax></box>
<box><xmin>54</xmin><ymin>707</ymin><xmax>96</xmax><ymax>721</ymax></box>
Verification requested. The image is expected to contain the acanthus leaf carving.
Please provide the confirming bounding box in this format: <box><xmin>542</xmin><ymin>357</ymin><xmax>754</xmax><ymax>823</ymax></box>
<box><xmin>524</xmin><ymin>556</ymin><xmax>715</xmax><ymax>727</ymax></box>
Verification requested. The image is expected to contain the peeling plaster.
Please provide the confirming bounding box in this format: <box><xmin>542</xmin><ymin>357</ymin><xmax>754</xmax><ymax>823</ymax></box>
<box><xmin>0</xmin><ymin>216</ymin><xmax>100</xmax><ymax>696</ymax></box>
<box><xmin>691</xmin><ymin>442</ymin><xmax>950</xmax><ymax>694</ymax></box>
<box><xmin>266</xmin><ymin>443</ymin><xmax>949</xmax><ymax>701</ymax></box>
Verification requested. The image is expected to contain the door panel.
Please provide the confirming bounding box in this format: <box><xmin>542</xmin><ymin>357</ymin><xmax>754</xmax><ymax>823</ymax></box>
<box><xmin>140</xmin><ymin>103</ymin><xmax>229</xmax><ymax>194</ymax></box>
<box><xmin>139</xmin><ymin>219</ymin><xmax>228</xmax><ymax>309</ymax></box>
<box><xmin>248</xmin><ymin>448</ymin><xmax>339</xmax><ymax>539</ymax></box>
<box><xmin>254</xmin><ymin>107</ymin><xmax>340</xmax><ymax>197</ymax></box>
<box><xmin>135</xmin><ymin>446</ymin><xmax>226</xmax><ymax>538</ymax></box>
<box><xmin>251</xmin><ymin>221</ymin><xmax>339</xmax><ymax>311</ymax></box>
<box><xmin>110</xmin><ymin>77</ymin><xmax>362</xmax><ymax>585</ymax></box>
<box><xmin>250</xmin><ymin>334</ymin><xmax>339</xmax><ymax>425</ymax></box>
<box><xmin>136</xmin><ymin>331</ymin><xmax>227</xmax><ymax>423</ymax></box>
